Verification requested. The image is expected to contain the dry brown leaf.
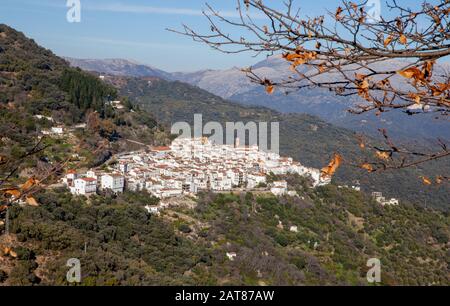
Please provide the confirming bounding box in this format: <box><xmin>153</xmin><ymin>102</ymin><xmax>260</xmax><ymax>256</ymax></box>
<box><xmin>321</xmin><ymin>153</ymin><xmax>342</xmax><ymax>178</ymax></box>
<box><xmin>397</xmin><ymin>67</ymin><xmax>424</xmax><ymax>81</ymax></box>
<box><xmin>26</xmin><ymin>196</ymin><xmax>39</xmax><ymax>207</ymax></box>
<box><xmin>355</xmin><ymin>73</ymin><xmax>367</xmax><ymax>81</ymax></box>
<box><xmin>384</xmin><ymin>35</ymin><xmax>394</xmax><ymax>47</ymax></box>
<box><xmin>335</xmin><ymin>7</ymin><xmax>343</xmax><ymax>20</ymax></box>
<box><xmin>420</xmin><ymin>176</ymin><xmax>432</xmax><ymax>185</ymax></box>
<box><xmin>21</xmin><ymin>177</ymin><xmax>39</xmax><ymax>191</ymax></box>
<box><xmin>266</xmin><ymin>85</ymin><xmax>275</xmax><ymax>94</ymax></box>
<box><xmin>3</xmin><ymin>247</ymin><xmax>16</xmax><ymax>258</ymax></box>
<box><xmin>399</xmin><ymin>34</ymin><xmax>407</xmax><ymax>45</ymax></box>
<box><xmin>361</xmin><ymin>163</ymin><xmax>374</xmax><ymax>172</ymax></box>
<box><xmin>4</xmin><ymin>189</ymin><xmax>21</xmax><ymax>198</ymax></box>
<box><xmin>3</xmin><ymin>247</ymin><xmax>11</xmax><ymax>256</ymax></box>
<box><xmin>375</xmin><ymin>151</ymin><xmax>390</xmax><ymax>160</ymax></box>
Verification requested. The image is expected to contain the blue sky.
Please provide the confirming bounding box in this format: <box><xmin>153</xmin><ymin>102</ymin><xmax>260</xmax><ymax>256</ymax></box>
<box><xmin>0</xmin><ymin>0</ymin><xmax>405</xmax><ymax>71</ymax></box>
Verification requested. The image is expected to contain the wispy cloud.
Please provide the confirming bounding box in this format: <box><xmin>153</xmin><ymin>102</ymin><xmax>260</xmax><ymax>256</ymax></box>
<box><xmin>12</xmin><ymin>0</ymin><xmax>265</xmax><ymax>19</ymax></box>
<box><xmin>84</xmin><ymin>2</ymin><xmax>265</xmax><ymax>19</ymax></box>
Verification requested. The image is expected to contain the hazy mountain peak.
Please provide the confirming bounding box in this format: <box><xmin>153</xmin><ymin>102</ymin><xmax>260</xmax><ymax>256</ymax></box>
<box><xmin>65</xmin><ymin>57</ymin><xmax>173</xmax><ymax>80</ymax></box>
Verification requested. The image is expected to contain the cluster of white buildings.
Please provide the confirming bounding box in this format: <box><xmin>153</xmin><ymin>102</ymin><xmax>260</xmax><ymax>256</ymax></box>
<box><xmin>91</xmin><ymin>137</ymin><xmax>329</xmax><ymax>199</ymax></box>
<box><xmin>371</xmin><ymin>192</ymin><xmax>399</xmax><ymax>206</ymax></box>
<box><xmin>61</xmin><ymin>137</ymin><xmax>329</xmax><ymax>198</ymax></box>
<box><xmin>62</xmin><ymin>170</ymin><xmax>125</xmax><ymax>196</ymax></box>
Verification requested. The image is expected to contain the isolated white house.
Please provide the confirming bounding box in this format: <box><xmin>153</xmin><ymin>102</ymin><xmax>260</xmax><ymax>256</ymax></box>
<box><xmin>145</xmin><ymin>205</ymin><xmax>160</xmax><ymax>215</ymax></box>
<box><xmin>51</xmin><ymin>127</ymin><xmax>64</xmax><ymax>135</ymax></box>
<box><xmin>372</xmin><ymin>192</ymin><xmax>399</xmax><ymax>206</ymax></box>
<box><xmin>101</xmin><ymin>173</ymin><xmax>125</xmax><ymax>193</ymax></box>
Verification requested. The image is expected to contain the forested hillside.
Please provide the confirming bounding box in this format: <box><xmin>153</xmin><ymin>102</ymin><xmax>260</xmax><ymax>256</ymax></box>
<box><xmin>0</xmin><ymin>24</ymin><xmax>168</xmax><ymax>186</ymax></box>
<box><xmin>1</xmin><ymin>177</ymin><xmax>448</xmax><ymax>285</ymax></box>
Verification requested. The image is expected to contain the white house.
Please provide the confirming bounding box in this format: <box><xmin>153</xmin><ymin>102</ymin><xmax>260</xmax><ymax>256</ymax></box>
<box><xmin>62</xmin><ymin>170</ymin><xmax>78</xmax><ymax>187</ymax></box>
<box><xmin>72</xmin><ymin>177</ymin><xmax>97</xmax><ymax>196</ymax></box>
<box><xmin>101</xmin><ymin>173</ymin><xmax>125</xmax><ymax>193</ymax></box>
<box><xmin>385</xmin><ymin>198</ymin><xmax>399</xmax><ymax>206</ymax></box>
<box><xmin>290</xmin><ymin>226</ymin><xmax>298</xmax><ymax>233</ymax></box>
<box><xmin>247</xmin><ymin>173</ymin><xmax>267</xmax><ymax>189</ymax></box>
<box><xmin>226</xmin><ymin>252</ymin><xmax>237</xmax><ymax>261</ymax></box>
<box><xmin>34</xmin><ymin>115</ymin><xmax>54</xmax><ymax>122</ymax></box>
<box><xmin>270</xmin><ymin>180</ymin><xmax>288</xmax><ymax>196</ymax></box>
<box><xmin>51</xmin><ymin>127</ymin><xmax>64</xmax><ymax>135</ymax></box>
<box><xmin>372</xmin><ymin>192</ymin><xmax>399</xmax><ymax>206</ymax></box>
<box><xmin>145</xmin><ymin>205</ymin><xmax>160</xmax><ymax>215</ymax></box>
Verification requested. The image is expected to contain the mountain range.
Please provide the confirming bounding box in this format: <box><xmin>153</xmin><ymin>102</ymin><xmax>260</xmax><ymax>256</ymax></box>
<box><xmin>67</xmin><ymin>57</ymin><xmax>450</xmax><ymax>141</ymax></box>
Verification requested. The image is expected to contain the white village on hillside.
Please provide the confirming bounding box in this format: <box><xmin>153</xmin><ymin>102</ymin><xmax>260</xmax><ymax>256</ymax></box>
<box><xmin>62</xmin><ymin>137</ymin><xmax>331</xmax><ymax>199</ymax></box>
<box><xmin>38</xmin><ymin>111</ymin><xmax>400</xmax><ymax>209</ymax></box>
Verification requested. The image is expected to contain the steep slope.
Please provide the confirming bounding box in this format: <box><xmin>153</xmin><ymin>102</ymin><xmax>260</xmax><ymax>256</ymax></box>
<box><xmin>0</xmin><ymin>24</ymin><xmax>168</xmax><ymax>186</ymax></box>
<box><xmin>108</xmin><ymin>76</ymin><xmax>449</xmax><ymax>210</ymax></box>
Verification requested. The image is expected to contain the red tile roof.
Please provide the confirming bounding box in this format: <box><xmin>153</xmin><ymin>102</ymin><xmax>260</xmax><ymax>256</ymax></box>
<box><xmin>152</xmin><ymin>146</ymin><xmax>171</xmax><ymax>152</ymax></box>
<box><xmin>81</xmin><ymin>177</ymin><xmax>97</xmax><ymax>182</ymax></box>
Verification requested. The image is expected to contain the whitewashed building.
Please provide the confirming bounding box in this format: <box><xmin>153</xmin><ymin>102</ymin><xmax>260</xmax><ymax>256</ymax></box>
<box><xmin>271</xmin><ymin>180</ymin><xmax>288</xmax><ymax>196</ymax></box>
<box><xmin>72</xmin><ymin>177</ymin><xmax>97</xmax><ymax>196</ymax></box>
<box><xmin>101</xmin><ymin>173</ymin><xmax>125</xmax><ymax>193</ymax></box>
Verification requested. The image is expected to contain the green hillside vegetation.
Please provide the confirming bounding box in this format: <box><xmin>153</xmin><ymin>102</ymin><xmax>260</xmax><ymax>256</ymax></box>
<box><xmin>0</xmin><ymin>24</ymin><xmax>168</xmax><ymax>186</ymax></box>
<box><xmin>113</xmin><ymin>77</ymin><xmax>449</xmax><ymax>210</ymax></box>
<box><xmin>1</xmin><ymin>176</ymin><xmax>448</xmax><ymax>285</ymax></box>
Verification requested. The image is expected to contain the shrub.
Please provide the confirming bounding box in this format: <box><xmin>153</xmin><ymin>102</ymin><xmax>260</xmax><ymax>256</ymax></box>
<box><xmin>0</xmin><ymin>270</ymin><xmax>8</xmax><ymax>283</ymax></box>
<box><xmin>178</xmin><ymin>224</ymin><xmax>192</xmax><ymax>234</ymax></box>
